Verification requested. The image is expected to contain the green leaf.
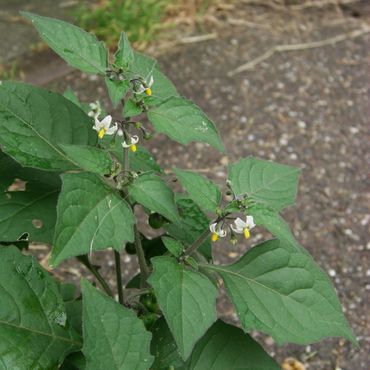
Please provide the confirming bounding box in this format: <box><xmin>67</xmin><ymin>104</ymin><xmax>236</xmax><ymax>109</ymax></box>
<box><xmin>184</xmin><ymin>320</ymin><xmax>280</xmax><ymax>370</ymax></box>
<box><xmin>162</xmin><ymin>236</ymin><xmax>183</xmax><ymax>257</ymax></box>
<box><xmin>61</xmin><ymin>352</ymin><xmax>86</xmax><ymax>370</ymax></box>
<box><xmin>105</xmin><ymin>78</ymin><xmax>130</xmax><ymax>107</ymax></box>
<box><xmin>81</xmin><ymin>279</ymin><xmax>154</xmax><ymax>370</ymax></box>
<box><xmin>63</xmin><ymin>87</ymin><xmax>82</xmax><ymax>108</ymax></box>
<box><xmin>60</xmin><ymin>144</ymin><xmax>112</xmax><ymax>175</ymax></box>
<box><xmin>150</xmin><ymin>317</ymin><xmax>185</xmax><ymax>370</ymax></box>
<box><xmin>0</xmin><ymin>247</ymin><xmax>81</xmax><ymax>369</ymax></box>
<box><xmin>0</xmin><ymin>154</ymin><xmax>60</xmax><ymax>243</ymax></box>
<box><xmin>0</xmin><ymin>188</ymin><xmax>59</xmax><ymax>243</ymax></box>
<box><xmin>173</xmin><ymin>168</ymin><xmax>221</xmax><ymax>212</ymax></box>
<box><xmin>131</xmin><ymin>52</ymin><xmax>178</xmax><ymax>105</ymax></box>
<box><xmin>50</xmin><ymin>172</ymin><xmax>134</xmax><ymax>266</ymax></box>
<box><xmin>128</xmin><ymin>173</ymin><xmax>180</xmax><ymax>223</ymax></box>
<box><xmin>148</xmin><ymin>97</ymin><xmax>224</xmax><ymax>152</ymax></box>
<box><xmin>21</xmin><ymin>12</ymin><xmax>108</xmax><ymax>74</ymax></box>
<box><xmin>0</xmin><ymin>82</ymin><xmax>96</xmax><ymax>171</ymax></box>
<box><xmin>164</xmin><ymin>196</ymin><xmax>212</xmax><ymax>260</ymax></box>
<box><xmin>229</xmin><ymin>157</ymin><xmax>300</xmax><ymax>211</ymax></box>
<box><xmin>59</xmin><ymin>282</ymin><xmax>77</xmax><ymax>302</ymax></box>
<box><xmin>0</xmin><ymin>151</ymin><xmax>18</xmax><ymax>192</ymax></box>
<box><xmin>149</xmin><ymin>256</ymin><xmax>218</xmax><ymax>360</ymax></box>
<box><xmin>203</xmin><ymin>239</ymin><xmax>355</xmax><ymax>345</ymax></box>
<box><xmin>114</xmin><ymin>32</ymin><xmax>134</xmax><ymax>68</ymax></box>
<box><xmin>248</xmin><ymin>204</ymin><xmax>304</xmax><ymax>253</ymax></box>
<box><xmin>65</xmin><ymin>300</ymin><xmax>82</xmax><ymax>336</ymax></box>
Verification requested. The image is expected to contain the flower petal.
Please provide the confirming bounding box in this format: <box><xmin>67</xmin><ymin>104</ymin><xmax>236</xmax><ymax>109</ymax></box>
<box><xmin>218</xmin><ymin>229</ymin><xmax>227</xmax><ymax>237</ymax></box>
<box><xmin>231</xmin><ymin>224</ymin><xmax>242</xmax><ymax>234</ymax></box>
<box><xmin>148</xmin><ymin>75</ymin><xmax>154</xmax><ymax>87</ymax></box>
<box><xmin>106</xmin><ymin>123</ymin><xmax>118</xmax><ymax>135</ymax></box>
<box><xmin>234</xmin><ymin>217</ymin><xmax>246</xmax><ymax>230</ymax></box>
<box><xmin>246</xmin><ymin>215</ymin><xmax>255</xmax><ymax>229</ymax></box>
<box><xmin>101</xmin><ymin>115</ymin><xmax>112</xmax><ymax>129</ymax></box>
<box><xmin>131</xmin><ymin>135</ymin><xmax>139</xmax><ymax>144</ymax></box>
<box><xmin>122</xmin><ymin>140</ymin><xmax>130</xmax><ymax>148</ymax></box>
<box><xmin>209</xmin><ymin>223</ymin><xmax>217</xmax><ymax>233</ymax></box>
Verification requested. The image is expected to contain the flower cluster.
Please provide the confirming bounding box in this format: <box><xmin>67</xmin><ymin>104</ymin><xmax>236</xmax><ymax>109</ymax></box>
<box><xmin>209</xmin><ymin>216</ymin><xmax>255</xmax><ymax>243</ymax></box>
<box><xmin>89</xmin><ymin>76</ymin><xmax>154</xmax><ymax>150</ymax></box>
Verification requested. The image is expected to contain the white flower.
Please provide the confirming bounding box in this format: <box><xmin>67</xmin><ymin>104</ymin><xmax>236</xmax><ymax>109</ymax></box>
<box><xmin>209</xmin><ymin>222</ymin><xmax>227</xmax><ymax>242</ymax></box>
<box><xmin>88</xmin><ymin>100</ymin><xmax>102</xmax><ymax>119</ymax></box>
<box><xmin>133</xmin><ymin>75</ymin><xmax>154</xmax><ymax>96</ymax></box>
<box><xmin>231</xmin><ymin>216</ymin><xmax>255</xmax><ymax>239</ymax></box>
<box><xmin>92</xmin><ymin>115</ymin><xmax>117</xmax><ymax>139</ymax></box>
<box><xmin>122</xmin><ymin>135</ymin><xmax>139</xmax><ymax>152</ymax></box>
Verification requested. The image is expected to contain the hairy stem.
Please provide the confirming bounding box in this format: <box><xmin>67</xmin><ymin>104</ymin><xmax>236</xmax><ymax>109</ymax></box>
<box><xmin>114</xmin><ymin>250</ymin><xmax>124</xmax><ymax>304</ymax></box>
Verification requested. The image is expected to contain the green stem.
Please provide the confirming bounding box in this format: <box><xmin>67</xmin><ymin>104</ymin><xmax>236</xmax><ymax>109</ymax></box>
<box><xmin>183</xmin><ymin>216</ymin><xmax>222</xmax><ymax>257</ymax></box>
<box><xmin>114</xmin><ymin>250</ymin><xmax>124</xmax><ymax>304</ymax></box>
<box><xmin>134</xmin><ymin>225</ymin><xmax>150</xmax><ymax>288</ymax></box>
<box><xmin>121</xmin><ymin>124</ymin><xmax>150</xmax><ymax>287</ymax></box>
<box><xmin>77</xmin><ymin>256</ymin><xmax>113</xmax><ymax>297</ymax></box>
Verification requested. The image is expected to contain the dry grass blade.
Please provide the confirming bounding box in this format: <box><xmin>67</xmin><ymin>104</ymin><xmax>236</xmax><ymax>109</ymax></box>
<box><xmin>229</xmin><ymin>25</ymin><xmax>370</xmax><ymax>76</ymax></box>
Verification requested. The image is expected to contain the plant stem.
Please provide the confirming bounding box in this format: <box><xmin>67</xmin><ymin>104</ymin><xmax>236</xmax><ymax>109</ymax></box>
<box><xmin>134</xmin><ymin>225</ymin><xmax>150</xmax><ymax>288</ymax></box>
<box><xmin>183</xmin><ymin>227</ymin><xmax>211</xmax><ymax>257</ymax></box>
<box><xmin>77</xmin><ymin>255</ymin><xmax>113</xmax><ymax>297</ymax></box>
<box><xmin>120</xmin><ymin>123</ymin><xmax>150</xmax><ymax>287</ymax></box>
<box><xmin>183</xmin><ymin>216</ymin><xmax>222</xmax><ymax>257</ymax></box>
<box><xmin>114</xmin><ymin>250</ymin><xmax>124</xmax><ymax>304</ymax></box>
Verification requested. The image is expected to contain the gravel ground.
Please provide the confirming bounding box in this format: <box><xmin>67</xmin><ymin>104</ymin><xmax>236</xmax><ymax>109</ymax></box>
<box><xmin>2</xmin><ymin>1</ymin><xmax>370</xmax><ymax>369</ymax></box>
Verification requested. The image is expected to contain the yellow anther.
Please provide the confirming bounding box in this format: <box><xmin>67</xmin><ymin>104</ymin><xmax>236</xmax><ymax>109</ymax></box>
<box><xmin>130</xmin><ymin>144</ymin><xmax>137</xmax><ymax>152</ymax></box>
<box><xmin>211</xmin><ymin>233</ymin><xmax>219</xmax><ymax>242</ymax></box>
<box><xmin>98</xmin><ymin>128</ymin><xmax>106</xmax><ymax>139</ymax></box>
<box><xmin>145</xmin><ymin>88</ymin><xmax>152</xmax><ymax>96</ymax></box>
<box><xmin>243</xmin><ymin>228</ymin><xmax>250</xmax><ymax>239</ymax></box>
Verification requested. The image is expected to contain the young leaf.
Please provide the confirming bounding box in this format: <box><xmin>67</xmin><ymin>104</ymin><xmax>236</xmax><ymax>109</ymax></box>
<box><xmin>162</xmin><ymin>236</ymin><xmax>183</xmax><ymax>257</ymax></box>
<box><xmin>173</xmin><ymin>168</ymin><xmax>221</xmax><ymax>212</ymax></box>
<box><xmin>184</xmin><ymin>320</ymin><xmax>280</xmax><ymax>370</ymax></box>
<box><xmin>21</xmin><ymin>12</ymin><xmax>108</xmax><ymax>74</ymax></box>
<box><xmin>148</xmin><ymin>256</ymin><xmax>218</xmax><ymax>360</ymax></box>
<box><xmin>0</xmin><ymin>82</ymin><xmax>96</xmax><ymax>171</ymax></box>
<box><xmin>128</xmin><ymin>172</ymin><xmax>180</xmax><ymax>223</ymax></box>
<box><xmin>228</xmin><ymin>157</ymin><xmax>300</xmax><ymax>211</ymax></box>
<box><xmin>0</xmin><ymin>247</ymin><xmax>81</xmax><ymax>369</ymax></box>
<box><xmin>105</xmin><ymin>78</ymin><xmax>130</xmax><ymax>107</ymax></box>
<box><xmin>60</xmin><ymin>144</ymin><xmax>112</xmax><ymax>175</ymax></box>
<box><xmin>164</xmin><ymin>196</ymin><xmax>212</xmax><ymax>260</ymax></box>
<box><xmin>0</xmin><ymin>154</ymin><xmax>61</xmax><ymax>243</ymax></box>
<box><xmin>81</xmin><ymin>280</ymin><xmax>154</xmax><ymax>370</ymax></box>
<box><xmin>114</xmin><ymin>31</ymin><xmax>134</xmax><ymax>68</ymax></box>
<box><xmin>50</xmin><ymin>172</ymin><xmax>134</xmax><ymax>266</ymax></box>
<box><xmin>147</xmin><ymin>96</ymin><xmax>224</xmax><ymax>152</ymax></box>
<box><xmin>203</xmin><ymin>239</ymin><xmax>356</xmax><ymax>345</ymax></box>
